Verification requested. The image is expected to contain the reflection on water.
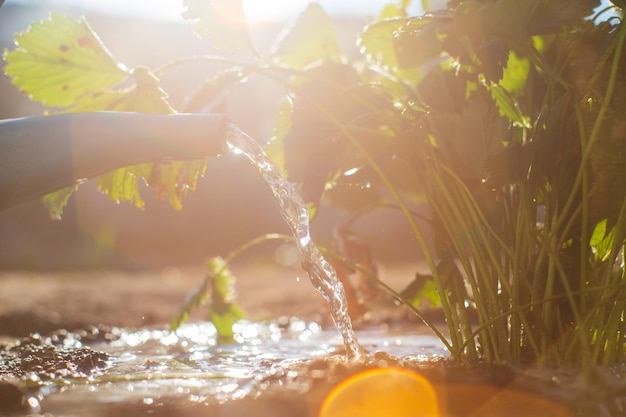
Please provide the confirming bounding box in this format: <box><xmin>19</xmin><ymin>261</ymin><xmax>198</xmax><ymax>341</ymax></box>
<box><xmin>32</xmin><ymin>320</ymin><xmax>447</xmax><ymax>415</ymax></box>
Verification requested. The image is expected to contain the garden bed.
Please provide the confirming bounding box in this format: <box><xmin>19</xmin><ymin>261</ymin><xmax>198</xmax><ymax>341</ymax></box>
<box><xmin>0</xmin><ymin>267</ymin><xmax>621</xmax><ymax>417</ymax></box>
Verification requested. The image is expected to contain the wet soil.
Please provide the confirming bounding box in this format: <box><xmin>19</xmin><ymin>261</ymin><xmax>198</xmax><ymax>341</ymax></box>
<box><xmin>0</xmin><ymin>266</ymin><xmax>623</xmax><ymax>417</ymax></box>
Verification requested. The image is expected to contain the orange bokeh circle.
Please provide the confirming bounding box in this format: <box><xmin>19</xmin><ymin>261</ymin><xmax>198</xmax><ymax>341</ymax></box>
<box><xmin>320</xmin><ymin>367</ymin><xmax>439</xmax><ymax>417</ymax></box>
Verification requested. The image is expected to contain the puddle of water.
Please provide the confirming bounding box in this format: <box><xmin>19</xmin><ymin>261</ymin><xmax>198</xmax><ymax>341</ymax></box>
<box><xmin>5</xmin><ymin>319</ymin><xmax>624</xmax><ymax>416</ymax></box>
<box><xmin>17</xmin><ymin>320</ymin><xmax>446</xmax><ymax>416</ymax></box>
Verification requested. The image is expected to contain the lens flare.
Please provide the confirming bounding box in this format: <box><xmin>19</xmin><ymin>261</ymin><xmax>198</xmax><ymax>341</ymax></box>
<box><xmin>320</xmin><ymin>367</ymin><xmax>439</xmax><ymax>417</ymax></box>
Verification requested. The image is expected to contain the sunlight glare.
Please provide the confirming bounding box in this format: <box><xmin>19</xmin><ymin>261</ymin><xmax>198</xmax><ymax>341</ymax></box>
<box><xmin>7</xmin><ymin>0</ymin><xmax>426</xmax><ymax>23</ymax></box>
<box><xmin>242</xmin><ymin>0</ymin><xmax>310</xmax><ymax>23</ymax></box>
<box><xmin>48</xmin><ymin>0</ymin><xmax>186</xmax><ymax>21</ymax></box>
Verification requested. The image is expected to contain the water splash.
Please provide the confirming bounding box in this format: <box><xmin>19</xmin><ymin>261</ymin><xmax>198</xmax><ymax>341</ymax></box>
<box><xmin>226</xmin><ymin>126</ymin><xmax>364</xmax><ymax>360</ymax></box>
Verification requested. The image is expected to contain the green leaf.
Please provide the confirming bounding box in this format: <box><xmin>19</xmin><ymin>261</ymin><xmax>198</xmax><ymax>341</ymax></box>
<box><xmin>148</xmin><ymin>160</ymin><xmax>207</xmax><ymax>211</ymax></box>
<box><xmin>171</xmin><ymin>256</ymin><xmax>245</xmax><ymax>341</ymax></box>
<box><xmin>67</xmin><ymin>67</ymin><xmax>174</xmax><ymax>113</ymax></box>
<box><xmin>264</xmin><ymin>99</ymin><xmax>293</xmax><ymax>175</ymax></box>
<box><xmin>266</xmin><ymin>100</ymin><xmax>324</xmax><ymax>219</ymax></box>
<box><xmin>96</xmin><ymin>164</ymin><xmax>150</xmax><ymax>209</ymax></box>
<box><xmin>171</xmin><ymin>276</ymin><xmax>210</xmax><ymax>332</ymax></box>
<box><xmin>95</xmin><ymin>157</ymin><xmax>207</xmax><ymax>213</ymax></box>
<box><xmin>590</xmin><ymin>219</ymin><xmax>615</xmax><ymax>262</ymax></box>
<box><xmin>379</xmin><ymin>4</ymin><xmax>406</xmax><ymax>19</ymax></box>
<box><xmin>48</xmin><ymin>68</ymin><xmax>177</xmax><ymax>215</ymax></box>
<box><xmin>489</xmin><ymin>82</ymin><xmax>530</xmax><ymax>128</ymax></box>
<box><xmin>449</xmin><ymin>0</ymin><xmax>532</xmax><ymax>46</ymax></box>
<box><xmin>306</xmin><ymin>201</ymin><xmax>318</xmax><ymax>221</ymax></box>
<box><xmin>182</xmin><ymin>0</ymin><xmax>252</xmax><ymax>52</ymax></box>
<box><xmin>3</xmin><ymin>12</ymin><xmax>128</xmax><ymax>108</ymax></box>
<box><xmin>4</xmin><ymin>13</ymin><xmax>189</xmax><ymax>218</ymax></box>
<box><xmin>42</xmin><ymin>68</ymin><xmax>205</xmax><ymax>217</ymax></box>
<box><xmin>183</xmin><ymin>69</ymin><xmax>246</xmax><ymax>113</ymax></box>
<box><xmin>282</xmin><ymin>63</ymin><xmax>404</xmax><ymax>204</ymax></box>
<box><xmin>499</xmin><ymin>50</ymin><xmax>530</xmax><ymax>95</ymax></box>
<box><xmin>357</xmin><ymin>17</ymin><xmax>424</xmax><ymax>86</ymax></box>
<box><xmin>42</xmin><ymin>185</ymin><xmax>77</xmax><ymax>220</ymax></box>
<box><xmin>206</xmin><ymin>257</ymin><xmax>246</xmax><ymax>343</ymax></box>
<box><xmin>272</xmin><ymin>3</ymin><xmax>343</xmax><ymax>69</ymax></box>
<box><xmin>210</xmin><ymin>307</ymin><xmax>245</xmax><ymax>343</ymax></box>
<box><xmin>280</xmin><ymin>63</ymin><xmax>355</xmax><ymax>203</ymax></box>
<box><xmin>393</xmin><ymin>16</ymin><xmax>446</xmax><ymax>69</ymax></box>
<box><xmin>530</xmin><ymin>0</ymin><xmax>598</xmax><ymax>35</ymax></box>
<box><xmin>400</xmin><ymin>273</ymin><xmax>442</xmax><ymax>309</ymax></box>
<box><xmin>590</xmin><ymin>218</ymin><xmax>608</xmax><ymax>247</ymax></box>
<box><xmin>378</xmin><ymin>0</ymin><xmax>413</xmax><ymax>18</ymax></box>
<box><xmin>449</xmin><ymin>90</ymin><xmax>506</xmax><ymax>181</ymax></box>
<box><xmin>358</xmin><ymin>18</ymin><xmax>408</xmax><ymax>68</ymax></box>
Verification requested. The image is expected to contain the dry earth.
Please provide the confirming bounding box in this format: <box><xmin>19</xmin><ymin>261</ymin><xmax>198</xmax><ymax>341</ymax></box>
<box><xmin>0</xmin><ymin>262</ymin><xmax>422</xmax><ymax>337</ymax></box>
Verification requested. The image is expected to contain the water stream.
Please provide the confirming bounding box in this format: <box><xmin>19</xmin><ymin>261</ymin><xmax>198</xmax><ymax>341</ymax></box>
<box><xmin>225</xmin><ymin>126</ymin><xmax>363</xmax><ymax>360</ymax></box>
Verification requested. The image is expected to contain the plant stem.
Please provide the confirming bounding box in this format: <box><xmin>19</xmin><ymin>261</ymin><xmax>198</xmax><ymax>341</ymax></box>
<box><xmin>554</xmin><ymin>19</ymin><xmax>626</xmax><ymax>237</ymax></box>
<box><xmin>321</xmin><ymin>248</ymin><xmax>453</xmax><ymax>352</ymax></box>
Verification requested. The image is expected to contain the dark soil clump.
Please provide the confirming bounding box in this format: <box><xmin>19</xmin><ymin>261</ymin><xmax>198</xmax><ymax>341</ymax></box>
<box><xmin>0</xmin><ymin>328</ymin><xmax>113</xmax><ymax>379</ymax></box>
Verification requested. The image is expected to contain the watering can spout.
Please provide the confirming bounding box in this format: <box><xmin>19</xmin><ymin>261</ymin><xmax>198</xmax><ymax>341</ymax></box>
<box><xmin>0</xmin><ymin>112</ymin><xmax>229</xmax><ymax>211</ymax></box>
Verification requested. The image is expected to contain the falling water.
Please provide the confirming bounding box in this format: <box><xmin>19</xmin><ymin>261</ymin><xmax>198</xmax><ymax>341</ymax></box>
<box><xmin>226</xmin><ymin>125</ymin><xmax>363</xmax><ymax>360</ymax></box>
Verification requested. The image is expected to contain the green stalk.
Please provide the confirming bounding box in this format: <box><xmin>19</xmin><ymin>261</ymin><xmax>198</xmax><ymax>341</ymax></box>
<box><xmin>530</xmin><ymin>24</ymin><xmax>626</xmax><ymax>345</ymax></box>
<box><xmin>604</xmin><ymin>196</ymin><xmax>626</xmax><ymax>281</ymax></box>
<box><xmin>290</xmin><ymin>88</ymin><xmax>463</xmax><ymax>356</ymax></box>
<box><xmin>553</xmin><ymin>19</ymin><xmax>626</xmax><ymax>238</ymax></box>
<box><xmin>438</xmin><ymin>166</ymin><xmax>534</xmax><ymax>358</ymax></box>
<box><xmin>156</xmin><ymin>50</ymin><xmax>474</xmax><ymax>359</ymax></box>
<box><xmin>457</xmin><ymin>289</ymin><xmax>580</xmax><ymax>357</ymax></box>
<box><xmin>547</xmin><ymin>245</ymin><xmax>590</xmax><ymax>366</ymax></box>
<box><xmin>320</xmin><ymin>248</ymin><xmax>453</xmax><ymax>352</ymax></box>
<box><xmin>425</xmin><ymin>169</ymin><xmax>489</xmax><ymax>359</ymax></box>
<box><xmin>540</xmin><ymin>254</ymin><xmax>557</xmax><ymax>356</ymax></box>
<box><xmin>573</xmin><ymin>102</ymin><xmax>589</xmax><ymax>314</ymax></box>
<box><xmin>337</xmin><ymin>131</ymin><xmax>452</xmax><ymax>335</ymax></box>
<box><xmin>601</xmin><ymin>302</ymin><xmax>620</xmax><ymax>366</ymax></box>
<box><xmin>433</xmin><ymin>158</ymin><xmax>554</xmax><ymax>361</ymax></box>
<box><xmin>439</xmin><ymin>166</ymin><xmax>516</xmax><ymax>274</ymax></box>
<box><xmin>417</xmin><ymin>178</ymin><xmax>473</xmax><ymax>356</ymax></box>
<box><xmin>588</xmin><ymin>291</ymin><xmax>626</xmax><ymax>366</ymax></box>
<box><xmin>274</xmin><ymin>75</ymin><xmax>442</xmax><ymax>269</ymax></box>
<box><xmin>222</xmin><ymin>233</ymin><xmax>294</xmax><ymax>264</ymax></box>
<box><xmin>510</xmin><ymin>185</ymin><xmax>539</xmax><ymax>360</ymax></box>
<box><xmin>601</xmin><ymin>301</ymin><xmax>624</xmax><ymax>366</ymax></box>
<box><xmin>592</xmin><ymin>196</ymin><xmax>626</xmax><ymax>364</ymax></box>
<box><xmin>429</xmin><ymin>165</ymin><xmax>519</xmax><ymax>361</ymax></box>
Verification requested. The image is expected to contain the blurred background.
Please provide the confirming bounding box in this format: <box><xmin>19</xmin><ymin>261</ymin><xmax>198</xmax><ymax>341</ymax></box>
<box><xmin>0</xmin><ymin>0</ymin><xmax>431</xmax><ymax>272</ymax></box>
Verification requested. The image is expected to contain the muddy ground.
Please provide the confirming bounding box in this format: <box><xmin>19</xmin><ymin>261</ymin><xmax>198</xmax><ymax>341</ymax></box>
<box><xmin>0</xmin><ymin>264</ymin><xmax>604</xmax><ymax>417</ymax></box>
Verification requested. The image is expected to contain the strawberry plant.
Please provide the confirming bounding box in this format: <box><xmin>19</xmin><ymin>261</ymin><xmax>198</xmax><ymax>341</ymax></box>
<box><xmin>4</xmin><ymin>0</ymin><xmax>626</xmax><ymax>367</ymax></box>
